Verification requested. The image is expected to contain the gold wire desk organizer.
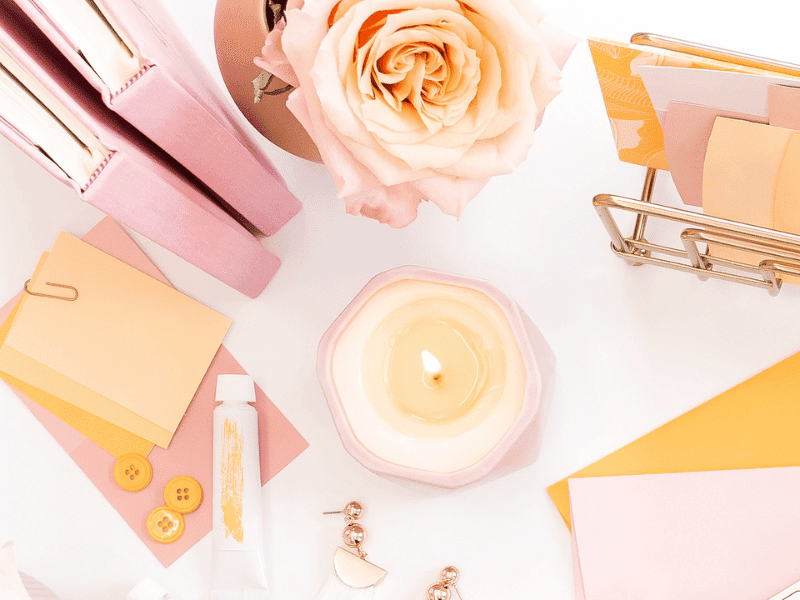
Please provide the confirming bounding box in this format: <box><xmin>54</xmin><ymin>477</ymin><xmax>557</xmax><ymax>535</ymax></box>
<box><xmin>594</xmin><ymin>34</ymin><xmax>800</xmax><ymax>296</ymax></box>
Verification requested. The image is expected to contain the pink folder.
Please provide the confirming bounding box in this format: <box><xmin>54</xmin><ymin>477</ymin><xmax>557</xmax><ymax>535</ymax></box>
<box><xmin>0</xmin><ymin>3</ymin><xmax>278</xmax><ymax>298</ymax></box>
<box><xmin>568</xmin><ymin>468</ymin><xmax>800</xmax><ymax>600</ymax></box>
<box><xmin>11</xmin><ymin>0</ymin><xmax>302</xmax><ymax>237</ymax></box>
<box><xmin>0</xmin><ymin>217</ymin><xmax>309</xmax><ymax>567</ymax></box>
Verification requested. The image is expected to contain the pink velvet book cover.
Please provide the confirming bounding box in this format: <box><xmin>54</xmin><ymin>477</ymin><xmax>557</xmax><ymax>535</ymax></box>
<box><xmin>11</xmin><ymin>0</ymin><xmax>302</xmax><ymax>236</ymax></box>
<box><xmin>0</xmin><ymin>217</ymin><xmax>309</xmax><ymax>567</ymax></box>
<box><xmin>0</xmin><ymin>2</ymin><xmax>280</xmax><ymax>297</ymax></box>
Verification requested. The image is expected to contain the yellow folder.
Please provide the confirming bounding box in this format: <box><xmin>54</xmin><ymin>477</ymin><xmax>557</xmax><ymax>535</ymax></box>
<box><xmin>0</xmin><ymin>232</ymin><xmax>230</xmax><ymax>448</ymax></box>
<box><xmin>548</xmin><ymin>351</ymin><xmax>800</xmax><ymax>529</ymax></box>
<box><xmin>588</xmin><ymin>38</ymin><xmax>775</xmax><ymax>170</ymax></box>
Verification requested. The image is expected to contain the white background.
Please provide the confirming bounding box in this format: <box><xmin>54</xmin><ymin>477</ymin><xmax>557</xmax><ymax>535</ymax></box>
<box><xmin>2</xmin><ymin>0</ymin><xmax>800</xmax><ymax>598</ymax></box>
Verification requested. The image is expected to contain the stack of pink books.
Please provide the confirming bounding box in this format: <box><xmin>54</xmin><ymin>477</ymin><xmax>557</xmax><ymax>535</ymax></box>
<box><xmin>0</xmin><ymin>0</ymin><xmax>301</xmax><ymax>297</ymax></box>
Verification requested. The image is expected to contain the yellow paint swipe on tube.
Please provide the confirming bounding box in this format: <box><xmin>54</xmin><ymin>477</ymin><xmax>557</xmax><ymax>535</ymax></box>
<box><xmin>221</xmin><ymin>417</ymin><xmax>243</xmax><ymax>542</ymax></box>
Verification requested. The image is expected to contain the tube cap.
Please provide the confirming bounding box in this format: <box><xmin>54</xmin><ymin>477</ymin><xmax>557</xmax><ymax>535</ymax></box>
<box><xmin>215</xmin><ymin>374</ymin><xmax>257</xmax><ymax>403</ymax></box>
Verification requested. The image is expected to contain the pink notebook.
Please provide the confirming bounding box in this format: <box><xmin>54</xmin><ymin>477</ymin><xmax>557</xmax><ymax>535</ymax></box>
<box><xmin>0</xmin><ymin>217</ymin><xmax>309</xmax><ymax>567</ymax></box>
<box><xmin>0</xmin><ymin>2</ymin><xmax>279</xmax><ymax>298</ymax></box>
<box><xmin>11</xmin><ymin>0</ymin><xmax>302</xmax><ymax>237</ymax></box>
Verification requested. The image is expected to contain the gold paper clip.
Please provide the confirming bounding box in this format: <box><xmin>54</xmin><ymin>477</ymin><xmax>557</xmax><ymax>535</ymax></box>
<box><xmin>24</xmin><ymin>280</ymin><xmax>79</xmax><ymax>301</ymax></box>
<box><xmin>593</xmin><ymin>34</ymin><xmax>800</xmax><ymax>296</ymax></box>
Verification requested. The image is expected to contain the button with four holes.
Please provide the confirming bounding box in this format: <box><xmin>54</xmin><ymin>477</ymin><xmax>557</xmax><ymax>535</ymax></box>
<box><xmin>163</xmin><ymin>476</ymin><xmax>203</xmax><ymax>514</ymax></box>
<box><xmin>146</xmin><ymin>506</ymin><xmax>185</xmax><ymax>543</ymax></box>
<box><xmin>113</xmin><ymin>453</ymin><xmax>153</xmax><ymax>492</ymax></box>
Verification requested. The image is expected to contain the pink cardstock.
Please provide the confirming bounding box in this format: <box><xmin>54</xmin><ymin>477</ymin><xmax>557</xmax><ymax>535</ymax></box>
<box><xmin>639</xmin><ymin>65</ymin><xmax>800</xmax><ymax>124</ymax></box>
<box><xmin>568</xmin><ymin>468</ymin><xmax>800</xmax><ymax>600</ymax></box>
<box><xmin>663</xmin><ymin>102</ymin><xmax>765</xmax><ymax>207</ymax></box>
<box><xmin>640</xmin><ymin>66</ymin><xmax>800</xmax><ymax>207</ymax></box>
<box><xmin>769</xmin><ymin>84</ymin><xmax>800</xmax><ymax>130</ymax></box>
<box><xmin>0</xmin><ymin>217</ymin><xmax>308</xmax><ymax>567</ymax></box>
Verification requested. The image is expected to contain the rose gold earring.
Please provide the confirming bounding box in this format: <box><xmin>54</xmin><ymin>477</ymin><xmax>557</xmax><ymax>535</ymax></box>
<box><xmin>427</xmin><ymin>566</ymin><xmax>463</xmax><ymax>600</ymax></box>
<box><xmin>311</xmin><ymin>501</ymin><xmax>387</xmax><ymax>600</ymax></box>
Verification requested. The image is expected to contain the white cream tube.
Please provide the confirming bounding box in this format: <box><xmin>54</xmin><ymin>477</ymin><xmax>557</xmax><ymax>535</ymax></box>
<box><xmin>211</xmin><ymin>375</ymin><xmax>269</xmax><ymax>600</ymax></box>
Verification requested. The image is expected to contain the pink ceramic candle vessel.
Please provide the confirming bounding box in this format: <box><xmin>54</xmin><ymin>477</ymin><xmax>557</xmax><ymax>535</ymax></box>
<box><xmin>317</xmin><ymin>266</ymin><xmax>555</xmax><ymax>489</ymax></box>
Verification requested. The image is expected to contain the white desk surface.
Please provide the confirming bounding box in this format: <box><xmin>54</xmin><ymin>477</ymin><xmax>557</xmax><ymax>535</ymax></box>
<box><xmin>2</xmin><ymin>0</ymin><xmax>800</xmax><ymax>598</ymax></box>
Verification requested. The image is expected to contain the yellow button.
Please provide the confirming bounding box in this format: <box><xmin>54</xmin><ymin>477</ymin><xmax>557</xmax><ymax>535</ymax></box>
<box><xmin>113</xmin><ymin>453</ymin><xmax>152</xmax><ymax>492</ymax></box>
<box><xmin>146</xmin><ymin>506</ymin><xmax>185</xmax><ymax>543</ymax></box>
<box><xmin>163</xmin><ymin>476</ymin><xmax>203</xmax><ymax>514</ymax></box>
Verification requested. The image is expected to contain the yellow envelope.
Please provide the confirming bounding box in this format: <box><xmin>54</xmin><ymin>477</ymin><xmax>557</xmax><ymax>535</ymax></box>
<box><xmin>0</xmin><ymin>232</ymin><xmax>231</xmax><ymax>448</ymax></box>
<box><xmin>588</xmin><ymin>38</ymin><xmax>779</xmax><ymax>170</ymax></box>
<box><xmin>548</xmin><ymin>351</ymin><xmax>800</xmax><ymax>530</ymax></box>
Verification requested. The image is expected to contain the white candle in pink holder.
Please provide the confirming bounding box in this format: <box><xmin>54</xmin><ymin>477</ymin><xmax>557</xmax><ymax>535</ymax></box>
<box><xmin>317</xmin><ymin>267</ymin><xmax>555</xmax><ymax>489</ymax></box>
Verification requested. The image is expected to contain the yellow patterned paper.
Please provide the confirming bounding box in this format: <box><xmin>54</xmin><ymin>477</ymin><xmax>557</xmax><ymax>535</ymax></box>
<box><xmin>588</xmin><ymin>39</ymin><xmax>783</xmax><ymax>171</ymax></box>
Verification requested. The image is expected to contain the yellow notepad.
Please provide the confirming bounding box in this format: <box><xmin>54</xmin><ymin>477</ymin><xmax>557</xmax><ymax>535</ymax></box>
<box><xmin>0</xmin><ymin>295</ymin><xmax>154</xmax><ymax>457</ymax></box>
<box><xmin>548</xmin><ymin>351</ymin><xmax>800</xmax><ymax>530</ymax></box>
<box><xmin>0</xmin><ymin>232</ymin><xmax>231</xmax><ymax>448</ymax></box>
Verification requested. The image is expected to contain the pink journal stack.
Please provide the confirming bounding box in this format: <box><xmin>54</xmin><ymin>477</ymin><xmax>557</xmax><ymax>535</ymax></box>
<box><xmin>0</xmin><ymin>0</ymin><xmax>301</xmax><ymax>297</ymax></box>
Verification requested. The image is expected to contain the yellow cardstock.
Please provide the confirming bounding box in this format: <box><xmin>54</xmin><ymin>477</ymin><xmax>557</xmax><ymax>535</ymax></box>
<box><xmin>0</xmin><ymin>232</ymin><xmax>231</xmax><ymax>448</ymax></box>
<box><xmin>548</xmin><ymin>351</ymin><xmax>800</xmax><ymax>530</ymax></box>
<box><xmin>0</xmin><ymin>292</ymin><xmax>153</xmax><ymax>457</ymax></box>
<box><xmin>702</xmin><ymin>117</ymin><xmax>800</xmax><ymax>284</ymax></box>
<box><xmin>775</xmin><ymin>135</ymin><xmax>800</xmax><ymax>233</ymax></box>
<box><xmin>703</xmin><ymin>117</ymin><xmax>792</xmax><ymax>228</ymax></box>
<box><xmin>588</xmin><ymin>39</ymin><xmax>780</xmax><ymax>170</ymax></box>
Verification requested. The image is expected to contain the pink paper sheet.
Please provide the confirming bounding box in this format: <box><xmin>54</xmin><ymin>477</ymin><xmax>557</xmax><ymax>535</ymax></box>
<box><xmin>663</xmin><ymin>102</ymin><xmax>765</xmax><ymax>207</ymax></box>
<box><xmin>569</xmin><ymin>468</ymin><xmax>800</xmax><ymax>600</ymax></box>
<box><xmin>0</xmin><ymin>217</ymin><xmax>308</xmax><ymax>567</ymax></box>
<box><xmin>769</xmin><ymin>84</ymin><xmax>800</xmax><ymax>130</ymax></box>
<box><xmin>639</xmin><ymin>65</ymin><xmax>800</xmax><ymax>124</ymax></box>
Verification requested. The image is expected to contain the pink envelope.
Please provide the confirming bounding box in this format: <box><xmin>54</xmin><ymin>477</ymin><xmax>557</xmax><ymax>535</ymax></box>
<box><xmin>0</xmin><ymin>217</ymin><xmax>309</xmax><ymax>567</ymax></box>
<box><xmin>568</xmin><ymin>468</ymin><xmax>800</xmax><ymax>600</ymax></box>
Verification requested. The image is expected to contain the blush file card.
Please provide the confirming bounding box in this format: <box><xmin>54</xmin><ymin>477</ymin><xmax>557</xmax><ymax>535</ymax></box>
<box><xmin>568</xmin><ymin>468</ymin><xmax>800</xmax><ymax>600</ymax></box>
<box><xmin>0</xmin><ymin>0</ymin><xmax>301</xmax><ymax>297</ymax></box>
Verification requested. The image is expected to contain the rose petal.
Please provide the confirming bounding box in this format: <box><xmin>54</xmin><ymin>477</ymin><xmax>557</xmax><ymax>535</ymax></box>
<box><xmin>508</xmin><ymin>0</ymin><xmax>547</xmax><ymax>27</ymax></box>
<box><xmin>343</xmin><ymin>183</ymin><xmax>423</xmax><ymax>227</ymax></box>
<box><xmin>538</xmin><ymin>19</ymin><xmax>581</xmax><ymax>71</ymax></box>
<box><xmin>254</xmin><ymin>19</ymin><xmax>300</xmax><ymax>89</ymax></box>
<box><xmin>413</xmin><ymin>175</ymin><xmax>490</xmax><ymax>217</ymax></box>
<box><xmin>286</xmin><ymin>84</ymin><xmax>423</xmax><ymax>227</ymax></box>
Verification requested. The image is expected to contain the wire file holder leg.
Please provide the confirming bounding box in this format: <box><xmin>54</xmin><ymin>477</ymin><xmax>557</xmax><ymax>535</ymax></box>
<box><xmin>593</xmin><ymin>168</ymin><xmax>800</xmax><ymax>296</ymax></box>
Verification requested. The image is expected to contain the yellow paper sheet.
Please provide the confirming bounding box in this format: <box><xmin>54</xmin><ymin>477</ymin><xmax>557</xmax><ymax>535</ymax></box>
<box><xmin>588</xmin><ymin>39</ymin><xmax>784</xmax><ymax>170</ymax></box>
<box><xmin>0</xmin><ymin>290</ymin><xmax>153</xmax><ymax>457</ymax></box>
<box><xmin>773</xmin><ymin>134</ymin><xmax>800</xmax><ymax>234</ymax></box>
<box><xmin>0</xmin><ymin>232</ymin><xmax>230</xmax><ymax>448</ymax></box>
<box><xmin>703</xmin><ymin>118</ymin><xmax>792</xmax><ymax>228</ymax></box>
<box><xmin>548</xmin><ymin>351</ymin><xmax>800</xmax><ymax>530</ymax></box>
<box><xmin>702</xmin><ymin>118</ymin><xmax>800</xmax><ymax>284</ymax></box>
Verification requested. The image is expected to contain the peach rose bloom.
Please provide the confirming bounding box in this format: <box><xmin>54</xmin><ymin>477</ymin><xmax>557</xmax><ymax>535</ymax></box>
<box><xmin>256</xmin><ymin>0</ymin><xmax>577</xmax><ymax>227</ymax></box>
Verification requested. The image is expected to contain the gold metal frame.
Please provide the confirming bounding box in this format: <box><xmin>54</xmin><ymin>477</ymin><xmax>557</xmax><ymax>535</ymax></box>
<box><xmin>594</xmin><ymin>34</ymin><xmax>800</xmax><ymax>295</ymax></box>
